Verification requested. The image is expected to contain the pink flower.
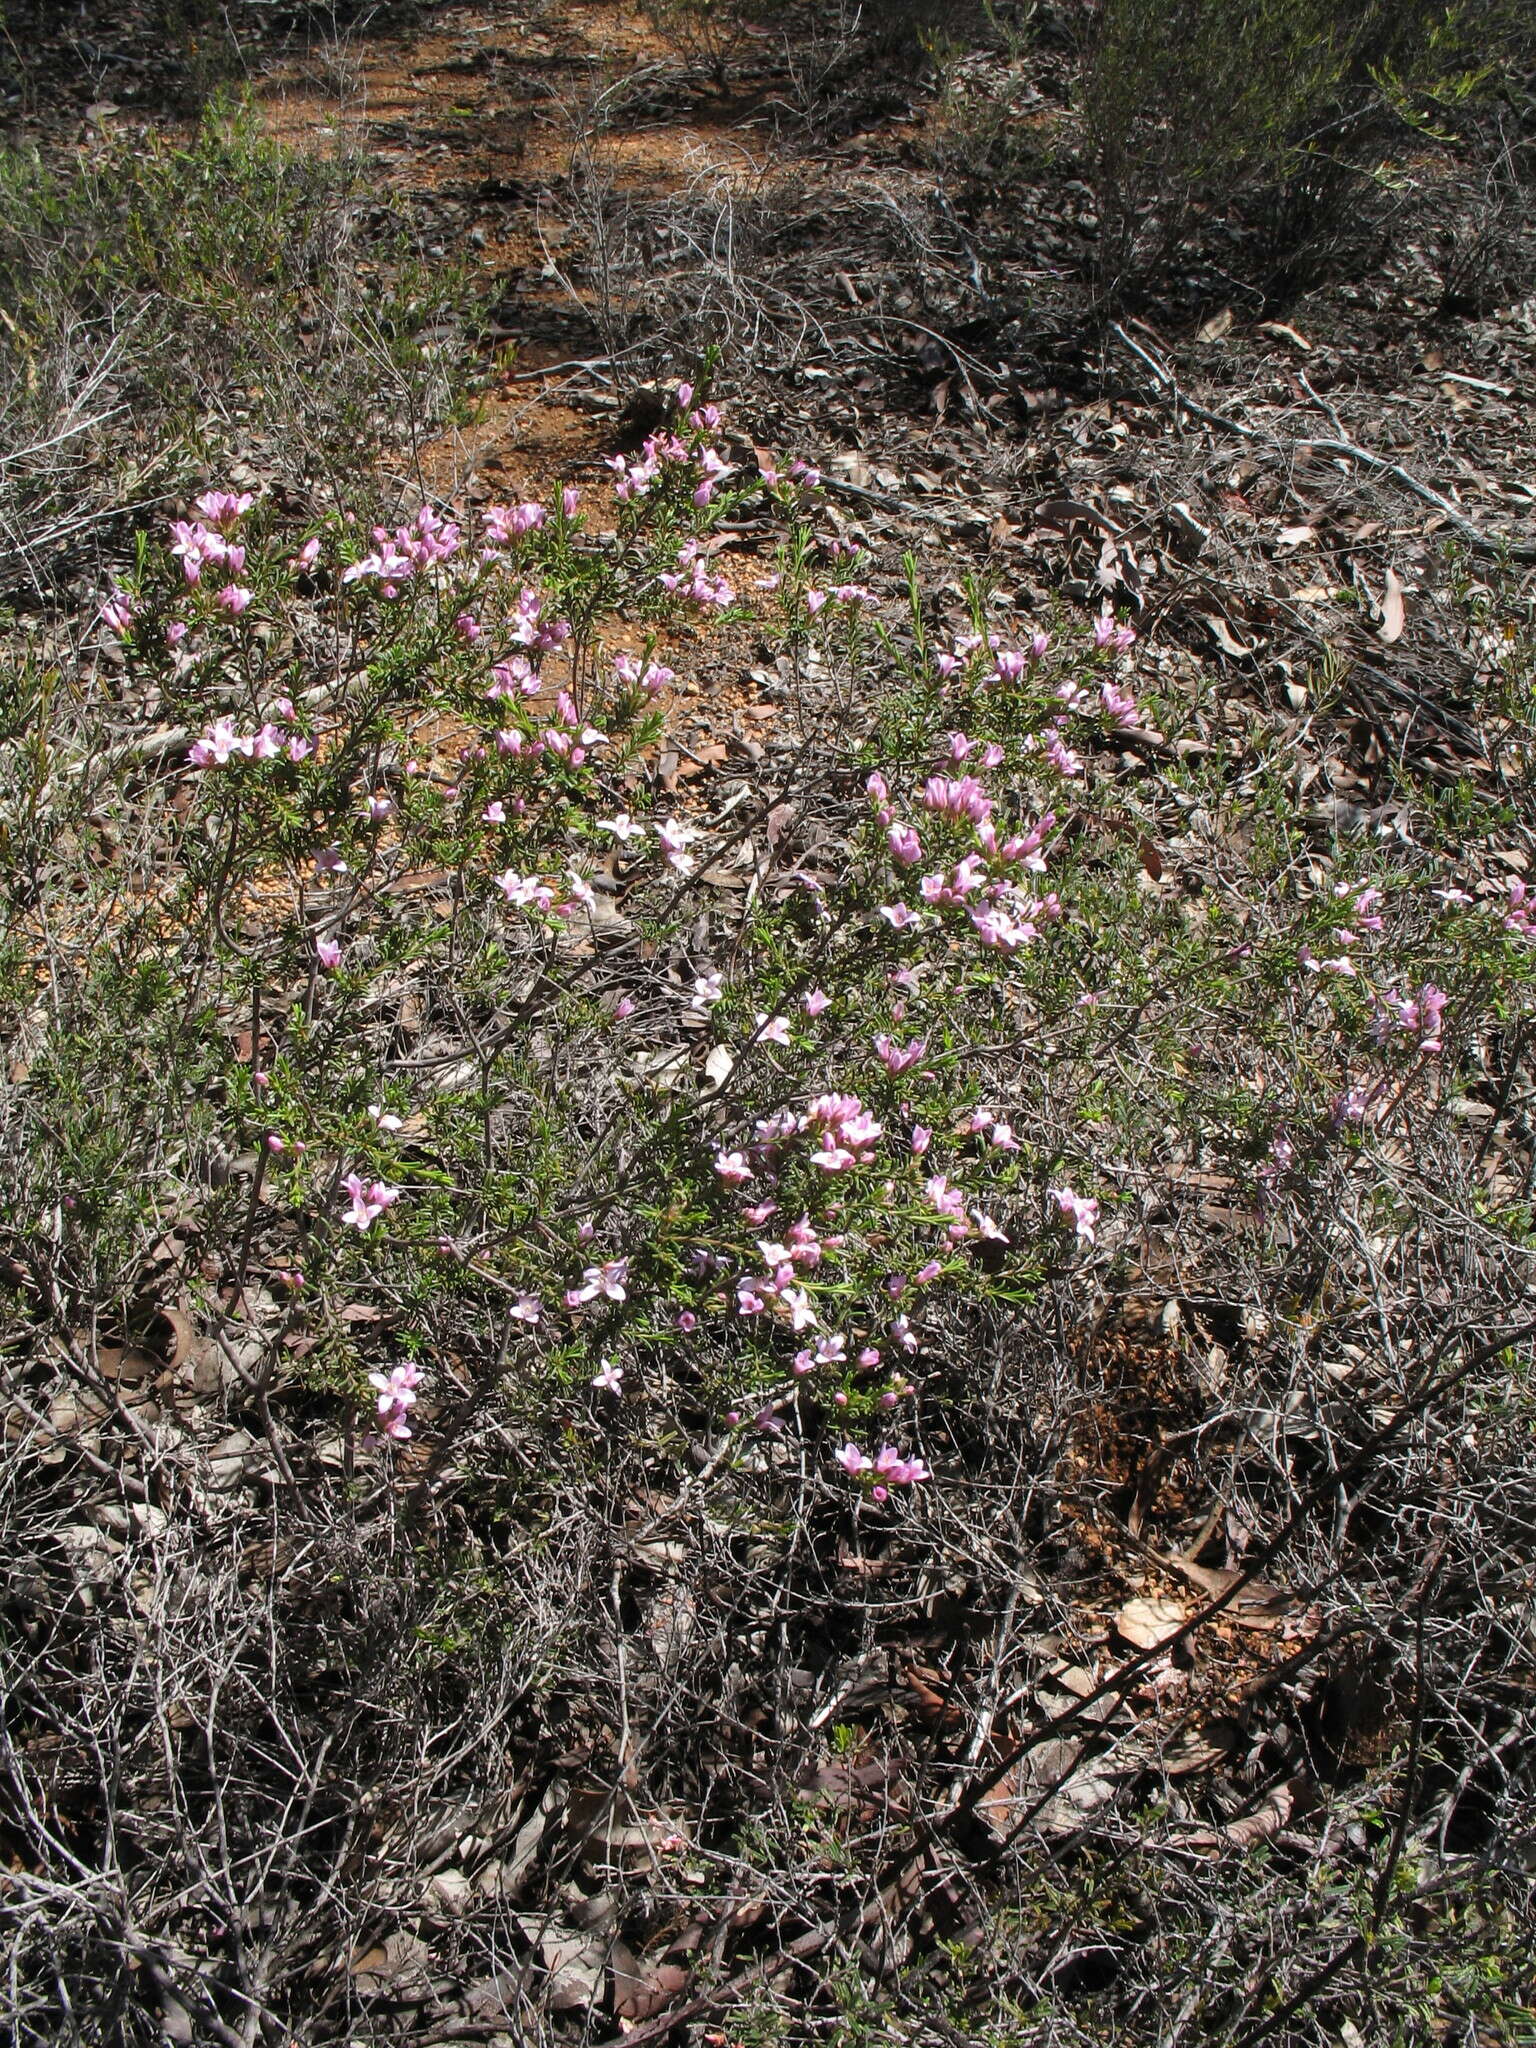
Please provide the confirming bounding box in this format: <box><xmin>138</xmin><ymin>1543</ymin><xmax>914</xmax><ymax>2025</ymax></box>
<box><xmin>971</xmin><ymin>905</ymin><xmax>1038</xmax><ymax>952</ymax></box>
<box><xmin>194</xmin><ymin>489</ymin><xmax>255</xmax><ymax>532</ymax></box>
<box><xmin>781</xmin><ymin>1287</ymin><xmax>817</xmax><ymax>1333</ymax></box>
<box><xmin>922</xmin><ymin>774</ymin><xmax>992</xmax><ymax>824</ymax></box>
<box><xmin>164</xmin><ymin>620</ymin><xmax>188</xmax><ymax>647</ymax></box>
<box><xmin>170</xmin><ymin>519</ymin><xmax>224</xmax><ymax>582</ymax></box>
<box><xmin>342</xmin><ymin>1174</ymin><xmax>400</xmax><ymax>1231</ymax></box>
<box><xmin>888</xmin><ymin>824</ymin><xmax>922</xmax><ymax>866</ymax></box>
<box><xmin>591</xmin><ymin>1357</ymin><xmax>624</xmax><ymax>1396</ymax></box>
<box><xmin>562</xmin><ymin>485</ymin><xmax>581</xmax><ymax>517</ymax></box>
<box><xmin>483</xmin><ymin>501</ymin><xmax>546</xmax><ymax>544</ymax></box>
<box><xmin>1260</xmin><ymin>1133</ymin><xmax>1295</xmax><ymax>1181</ymax></box>
<box><xmin>368</xmin><ymin>1360</ymin><xmax>422</xmax><ymax>1441</ymax></box>
<box><xmin>482</xmin><ymin>800</ymin><xmax>506</xmax><ymax>824</ymax></box>
<box><xmin>315</xmin><ymin>936</ymin><xmax>342</xmax><ymax>970</ymax></box>
<box><xmin>1101</xmin><ymin>680</ymin><xmax>1139</xmax><ymax>728</ymax></box>
<box><xmin>187</xmin><ymin>715</ymin><xmax>251</xmax><ymax>767</ymax></box>
<box><xmin>809</xmin><ymin>1144</ymin><xmax>855</xmax><ymax>1174</ymax></box>
<box><xmin>714</xmin><ymin>1150</ymin><xmax>754</xmax><ymax>1185</ymax></box>
<box><xmin>293</xmin><ymin>536</ymin><xmax>322</xmax><ymax>571</ymax></box>
<box><xmin>496</xmin><ymin>870</ymin><xmax>557</xmax><ymax>911</ymax></box>
<box><xmin>875</xmin><ymin>1033</ymin><xmax>927</xmax><ymax>1076</ymax></box>
<box><xmin>1049</xmin><ymin>1186</ymin><xmax>1099</xmax><ymax>1244</ymax></box>
<box><xmin>803</xmin><ymin>988</ymin><xmax>830</xmax><ymax>1016</ymax></box>
<box><xmin>1332</xmin><ymin>1084</ymin><xmax>1371</xmax><ymax>1127</ymax></box>
<box><xmin>1415</xmin><ymin>983</ymin><xmax>1448</xmax><ymax>1052</ymax></box>
<box><xmin>879</xmin><ymin>1448</ymin><xmax>931</xmax><ymax>1485</ymax></box>
<box><xmin>836</xmin><ymin>1442</ymin><xmax>871</xmax><ymax>1476</ymax></box>
<box><xmin>658</xmin><ymin>817</ymin><xmax>699</xmax><ymax>873</ymax></box>
<box><xmin>1318</xmin><ymin>951</ymin><xmax>1356</xmax><ymax>977</ymax></box>
<box><xmin>1507</xmin><ymin>880</ymin><xmax>1536</xmax><ymax>942</ymax></box>
<box><xmin>614</xmin><ymin>997</ymin><xmax>636</xmax><ymax>1021</ymax></box>
<box><xmin>509</xmin><ymin>1294</ymin><xmax>542</xmax><ymax>1325</ymax></box>
<box><xmin>99</xmin><ymin>589</ymin><xmax>135</xmax><ymax>634</ymax></box>
<box><xmin>216</xmin><ymin>583</ymin><xmax>252</xmax><ymax>616</ymax></box>
<box><xmin>567</xmin><ymin>1258</ymin><xmax>629</xmax><ymax>1306</ymax></box>
<box><xmin>755</xmin><ymin>1013</ymin><xmax>792</xmax><ymax>1047</ymax></box>
<box><xmin>879</xmin><ymin>904</ymin><xmax>924</xmax><ymax>932</ymax></box>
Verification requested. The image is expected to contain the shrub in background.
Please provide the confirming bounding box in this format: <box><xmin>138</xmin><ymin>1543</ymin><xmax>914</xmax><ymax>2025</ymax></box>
<box><xmin>1080</xmin><ymin>0</ymin><xmax>1536</xmax><ymax>303</ymax></box>
<box><xmin>0</xmin><ymin>94</ymin><xmax>478</xmax><ymax>593</ymax></box>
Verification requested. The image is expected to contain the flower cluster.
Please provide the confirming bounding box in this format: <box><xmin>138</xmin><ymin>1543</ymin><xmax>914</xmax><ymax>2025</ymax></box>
<box><xmin>342</xmin><ymin>504</ymin><xmax>461</xmax><ymax>594</ymax></box>
<box><xmin>368</xmin><ymin>1361</ymin><xmax>422</xmax><ymax>1441</ymax></box>
<box><xmin>872</xmin><ymin>763</ymin><xmax>1061</xmax><ymax>955</ymax></box>
<box><xmin>342</xmin><ymin>1174</ymin><xmax>400</xmax><ymax>1232</ymax></box>
<box><xmin>658</xmin><ymin>538</ymin><xmax>735</xmax><ymax>609</ymax></box>
<box><xmin>835</xmin><ymin>1442</ymin><xmax>932</xmax><ymax>1499</ymax></box>
<box><xmin>188</xmin><ymin>704</ymin><xmax>311</xmax><ymax>769</ymax></box>
<box><xmin>1372</xmin><ymin>982</ymin><xmax>1448</xmax><ymax>1055</ymax></box>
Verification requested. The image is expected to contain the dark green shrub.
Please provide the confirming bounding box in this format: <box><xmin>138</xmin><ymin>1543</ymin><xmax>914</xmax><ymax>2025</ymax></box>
<box><xmin>1080</xmin><ymin>0</ymin><xmax>1535</xmax><ymax>304</ymax></box>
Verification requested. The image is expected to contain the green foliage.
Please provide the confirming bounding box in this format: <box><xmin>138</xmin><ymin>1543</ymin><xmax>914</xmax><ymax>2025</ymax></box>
<box><xmin>1077</xmin><ymin>0</ymin><xmax>1536</xmax><ymax>300</ymax></box>
<box><xmin>0</xmin><ymin>94</ymin><xmax>481</xmax><ymax>585</ymax></box>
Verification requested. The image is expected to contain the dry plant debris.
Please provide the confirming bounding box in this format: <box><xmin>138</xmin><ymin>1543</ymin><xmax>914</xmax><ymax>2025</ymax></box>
<box><xmin>0</xmin><ymin>4</ymin><xmax>1533</xmax><ymax>2045</ymax></box>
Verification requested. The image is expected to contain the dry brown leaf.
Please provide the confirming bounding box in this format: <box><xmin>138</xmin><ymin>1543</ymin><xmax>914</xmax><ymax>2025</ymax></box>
<box><xmin>1153</xmin><ymin>1550</ymin><xmax>1296</xmax><ymax>1627</ymax></box>
<box><xmin>1379</xmin><ymin>566</ymin><xmax>1406</xmax><ymax>644</ymax></box>
<box><xmin>1035</xmin><ymin>496</ymin><xmax>1125</xmax><ymax>538</ymax></box>
<box><xmin>1115</xmin><ymin>1594</ymin><xmax>1187</xmax><ymax>1649</ymax></box>
<box><xmin>1224</xmin><ymin>1778</ymin><xmax>1302</xmax><ymax>1846</ymax></box>
<box><xmin>1201</xmin><ymin>613</ymin><xmax>1257</xmax><ymax>658</ymax></box>
<box><xmin>613</xmin><ymin>1958</ymin><xmax>690</xmax><ymax>2023</ymax></box>
<box><xmin>1258</xmin><ymin>319</ymin><xmax>1312</xmax><ymax>350</ymax></box>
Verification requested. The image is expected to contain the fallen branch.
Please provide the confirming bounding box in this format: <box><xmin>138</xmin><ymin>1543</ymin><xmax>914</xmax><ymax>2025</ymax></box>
<box><xmin>1111</xmin><ymin>323</ymin><xmax>1536</xmax><ymax>564</ymax></box>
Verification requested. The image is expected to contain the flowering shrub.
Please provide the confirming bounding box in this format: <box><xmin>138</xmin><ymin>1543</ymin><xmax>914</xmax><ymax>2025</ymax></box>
<box><xmin>10</xmin><ymin>382</ymin><xmax>1526</xmax><ymax>1530</ymax></box>
<box><xmin>0</xmin><ymin>157</ymin><xmax>1533</xmax><ymax>2041</ymax></box>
